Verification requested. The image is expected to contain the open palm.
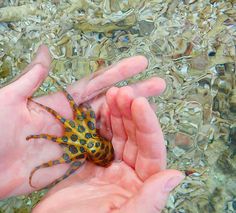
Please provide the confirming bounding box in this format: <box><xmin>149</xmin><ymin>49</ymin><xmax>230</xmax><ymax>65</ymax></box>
<box><xmin>0</xmin><ymin>45</ymin><xmax>184</xmax><ymax>212</ymax></box>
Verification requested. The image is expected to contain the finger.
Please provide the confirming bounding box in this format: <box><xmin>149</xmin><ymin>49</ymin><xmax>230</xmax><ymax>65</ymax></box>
<box><xmin>23</xmin><ymin>44</ymin><xmax>51</xmax><ymax>73</ymax></box>
<box><xmin>8</xmin><ymin>45</ymin><xmax>51</xmax><ymax>99</ymax></box>
<box><xmin>130</xmin><ymin>77</ymin><xmax>166</xmax><ymax>97</ymax></box>
<box><xmin>89</xmin><ymin>76</ymin><xmax>166</xmax><ymax>116</ymax></box>
<box><xmin>116</xmin><ymin>86</ymin><xmax>137</xmax><ymax>168</ymax></box>
<box><xmin>98</xmin><ymin>102</ymin><xmax>112</xmax><ymax>140</ymax></box>
<box><xmin>32</xmin><ymin>56</ymin><xmax>148</xmax><ymax>116</ymax></box>
<box><xmin>103</xmin><ymin>78</ymin><xmax>165</xmax><ymax>163</ymax></box>
<box><xmin>118</xmin><ymin>170</ymin><xmax>185</xmax><ymax>213</ymax></box>
<box><xmin>80</xmin><ymin>56</ymin><xmax>148</xmax><ymax>101</ymax></box>
<box><xmin>106</xmin><ymin>87</ymin><xmax>127</xmax><ymax>160</ymax></box>
<box><xmin>131</xmin><ymin>97</ymin><xmax>166</xmax><ymax>180</ymax></box>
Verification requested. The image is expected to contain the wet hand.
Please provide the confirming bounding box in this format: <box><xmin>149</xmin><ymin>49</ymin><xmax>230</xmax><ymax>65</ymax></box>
<box><xmin>33</xmin><ymin>85</ymin><xmax>184</xmax><ymax>213</ymax></box>
<box><xmin>0</xmin><ymin>45</ymin><xmax>184</xmax><ymax>213</ymax></box>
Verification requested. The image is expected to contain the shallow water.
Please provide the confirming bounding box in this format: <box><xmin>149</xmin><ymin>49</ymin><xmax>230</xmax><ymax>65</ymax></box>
<box><xmin>0</xmin><ymin>0</ymin><xmax>235</xmax><ymax>212</ymax></box>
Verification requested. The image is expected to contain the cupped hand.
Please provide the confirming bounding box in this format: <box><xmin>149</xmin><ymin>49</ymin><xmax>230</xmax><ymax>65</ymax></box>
<box><xmin>0</xmin><ymin>45</ymin><xmax>184</xmax><ymax>212</ymax></box>
<box><xmin>33</xmin><ymin>86</ymin><xmax>184</xmax><ymax>213</ymax></box>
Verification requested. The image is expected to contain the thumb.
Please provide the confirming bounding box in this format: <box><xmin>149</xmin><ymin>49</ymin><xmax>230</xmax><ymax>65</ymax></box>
<box><xmin>7</xmin><ymin>45</ymin><xmax>51</xmax><ymax>99</ymax></box>
<box><xmin>14</xmin><ymin>63</ymin><xmax>49</xmax><ymax>99</ymax></box>
<box><xmin>120</xmin><ymin>170</ymin><xmax>185</xmax><ymax>213</ymax></box>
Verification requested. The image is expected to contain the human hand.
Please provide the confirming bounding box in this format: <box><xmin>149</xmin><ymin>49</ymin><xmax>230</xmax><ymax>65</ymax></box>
<box><xmin>33</xmin><ymin>87</ymin><xmax>184</xmax><ymax>213</ymax></box>
<box><xmin>0</xmin><ymin>45</ymin><xmax>184</xmax><ymax>212</ymax></box>
<box><xmin>33</xmin><ymin>84</ymin><xmax>184</xmax><ymax>213</ymax></box>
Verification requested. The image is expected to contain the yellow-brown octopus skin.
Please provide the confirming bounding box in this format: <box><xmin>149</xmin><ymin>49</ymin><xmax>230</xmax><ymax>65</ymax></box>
<box><xmin>26</xmin><ymin>78</ymin><xmax>114</xmax><ymax>189</ymax></box>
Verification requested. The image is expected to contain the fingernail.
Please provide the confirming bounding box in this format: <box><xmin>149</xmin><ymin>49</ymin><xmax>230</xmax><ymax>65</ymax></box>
<box><xmin>164</xmin><ymin>174</ymin><xmax>185</xmax><ymax>192</ymax></box>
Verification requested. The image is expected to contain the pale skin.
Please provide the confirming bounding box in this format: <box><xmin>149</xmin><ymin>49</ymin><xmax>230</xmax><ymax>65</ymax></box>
<box><xmin>0</xmin><ymin>45</ymin><xmax>184</xmax><ymax>212</ymax></box>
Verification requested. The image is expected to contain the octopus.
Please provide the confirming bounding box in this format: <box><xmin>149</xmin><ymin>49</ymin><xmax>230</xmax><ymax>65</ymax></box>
<box><xmin>26</xmin><ymin>78</ymin><xmax>114</xmax><ymax>189</ymax></box>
